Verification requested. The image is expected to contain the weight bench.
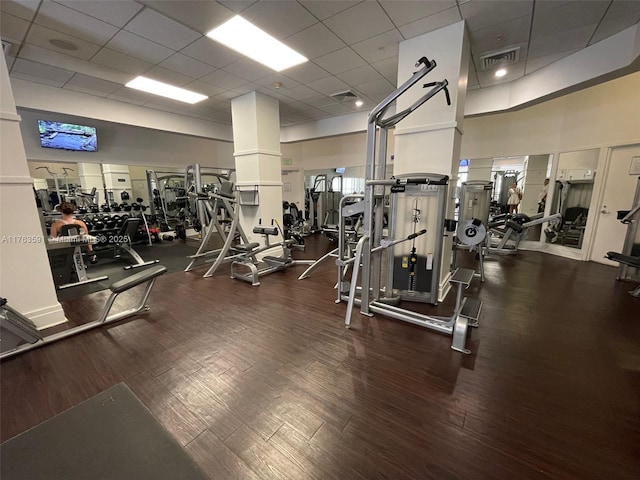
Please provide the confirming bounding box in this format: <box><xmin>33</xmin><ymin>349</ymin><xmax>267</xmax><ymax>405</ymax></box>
<box><xmin>0</xmin><ymin>265</ymin><xmax>167</xmax><ymax>359</ymax></box>
<box><xmin>231</xmin><ymin>223</ymin><xmax>314</xmax><ymax>286</ymax></box>
<box><xmin>605</xmin><ymin>252</ymin><xmax>640</xmax><ymax>297</ymax></box>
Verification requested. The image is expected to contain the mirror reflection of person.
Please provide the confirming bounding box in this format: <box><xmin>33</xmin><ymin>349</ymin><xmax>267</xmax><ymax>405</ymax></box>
<box><xmin>50</xmin><ymin>202</ymin><xmax>97</xmax><ymax>264</ymax></box>
<box><xmin>507</xmin><ymin>182</ymin><xmax>522</xmax><ymax>214</ymax></box>
<box><xmin>538</xmin><ymin>178</ymin><xmax>549</xmax><ymax>213</ymax></box>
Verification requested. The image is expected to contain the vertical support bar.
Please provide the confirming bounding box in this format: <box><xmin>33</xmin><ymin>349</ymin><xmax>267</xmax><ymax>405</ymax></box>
<box><xmin>360</xmin><ymin>122</ymin><xmax>378</xmax><ymax>313</ymax></box>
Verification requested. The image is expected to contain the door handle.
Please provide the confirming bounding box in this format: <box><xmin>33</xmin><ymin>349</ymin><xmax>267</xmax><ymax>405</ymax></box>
<box><xmin>600</xmin><ymin>209</ymin><xmax>610</xmax><ymax>214</ymax></box>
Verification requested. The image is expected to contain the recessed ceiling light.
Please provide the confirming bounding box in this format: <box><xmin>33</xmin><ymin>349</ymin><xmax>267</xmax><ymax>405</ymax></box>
<box><xmin>49</xmin><ymin>38</ymin><xmax>78</xmax><ymax>51</ymax></box>
<box><xmin>495</xmin><ymin>68</ymin><xmax>507</xmax><ymax>78</ymax></box>
<box><xmin>355</xmin><ymin>100</ymin><xmax>363</xmax><ymax>107</ymax></box>
<box><xmin>125</xmin><ymin>76</ymin><xmax>208</xmax><ymax>104</ymax></box>
<box><xmin>206</xmin><ymin>16</ymin><xmax>308</xmax><ymax>72</ymax></box>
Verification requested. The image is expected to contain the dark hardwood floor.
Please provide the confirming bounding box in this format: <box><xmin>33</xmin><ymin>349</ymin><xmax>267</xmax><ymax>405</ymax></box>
<box><xmin>2</xmin><ymin>235</ymin><xmax>639</xmax><ymax>479</ymax></box>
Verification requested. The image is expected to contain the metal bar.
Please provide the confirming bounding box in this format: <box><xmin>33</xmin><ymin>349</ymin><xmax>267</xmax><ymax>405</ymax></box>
<box><xmin>345</xmin><ymin>235</ymin><xmax>369</xmax><ymax>327</ymax></box>
<box><xmin>58</xmin><ymin>276</ymin><xmax>108</xmax><ymax>290</ymax></box>
<box><xmin>368</xmin><ymin>304</ymin><xmax>452</xmax><ymax>334</ymax></box>
<box><xmin>298</xmin><ymin>247</ymin><xmax>339</xmax><ymax>280</ymax></box>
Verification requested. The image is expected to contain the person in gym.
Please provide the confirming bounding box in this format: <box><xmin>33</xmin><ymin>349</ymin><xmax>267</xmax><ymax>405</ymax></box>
<box><xmin>50</xmin><ymin>202</ymin><xmax>98</xmax><ymax>264</ymax></box>
<box><xmin>507</xmin><ymin>182</ymin><xmax>522</xmax><ymax>214</ymax></box>
<box><xmin>538</xmin><ymin>178</ymin><xmax>549</xmax><ymax>213</ymax></box>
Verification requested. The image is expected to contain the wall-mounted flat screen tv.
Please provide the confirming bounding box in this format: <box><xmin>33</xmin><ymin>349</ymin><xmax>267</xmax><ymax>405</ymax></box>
<box><xmin>38</xmin><ymin>120</ymin><xmax>97</xmax><ymax>152</ymax></box>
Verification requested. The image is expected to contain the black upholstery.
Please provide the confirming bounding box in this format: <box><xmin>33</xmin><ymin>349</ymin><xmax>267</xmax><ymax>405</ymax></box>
<box><xmin>109</xmin><ymin>265</ymin><xmax>167</xmax><ymax>294</ymax></box>
<box><xmin>606</xmin><ymin>252</ymin><xmax>640</xmax><ymax>268</ymax></box>
<box><xmin>119</xmin><ymin>218</ymin><xmax>141</xmax><ymax>241</ymax></box>
<box><xmin>59</xmin><ymin>224</ymin><xmax>83</xmax><ymax>236</ymax></box>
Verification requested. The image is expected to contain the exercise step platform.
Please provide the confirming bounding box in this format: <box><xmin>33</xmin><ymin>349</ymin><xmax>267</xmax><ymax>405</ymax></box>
<box><xmin>449</xmin><ymin>267</ymin><xmax>475</xmax><ymax>286</ymax></box>
<box><xmin>460</xmin><ymin>297</ymin><xmax>482</xmax><ymax>327</ymax></box>
<box><xmin>263</xmin><ymin>256</ymin><xmax>293</xmax><ymax>267</ymax></box>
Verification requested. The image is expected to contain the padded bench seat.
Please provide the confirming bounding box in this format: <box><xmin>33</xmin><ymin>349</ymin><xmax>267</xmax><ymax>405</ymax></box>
<box><xmin>233</xmin><ymin>242</ymin><xmax>260</xmax><ymax>252</ymax></box>
<box><xmin>110</xmin><ymin>265</ymin><xmax>167</xmax><ymax>294</ymax></box>
<box><xmin>606</xmin><ymin>252</ymin><xmax>640</xmax><ymax>268</ymax></box>
<box><xmin>263</xmin><ymin>256</ymin><xmax>293</xmax><ymax>267</ymax></box>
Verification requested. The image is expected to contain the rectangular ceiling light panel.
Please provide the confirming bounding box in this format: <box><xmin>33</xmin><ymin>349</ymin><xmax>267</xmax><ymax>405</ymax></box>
<box><xmin>207</xmin><ymin>16</ymin><xmax>308</xmax><ymax>72</ymax></box>
<box><xmin>125</xmin><ymin>76</ymin><xmax>208</xmax><ymax>104</ymax></box>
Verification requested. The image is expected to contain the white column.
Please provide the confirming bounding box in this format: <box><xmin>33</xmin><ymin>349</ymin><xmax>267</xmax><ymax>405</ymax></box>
<box><xmin>393</xmin><ymin>21</ymin><xmax>469</xmax><ymax>300</ymax></box>
<box><xmin>0</xmin><ymin>53</ymin><xmax>66</xmax><ymax>328</ymax></box>
<box><xmin>77</xmin><ymin>163</ymin><xmax>104</xmax><ymax>205</ymax></box>
<box><xmin>231</xmin><ymin>92</ymin><xmax>283</xmax><ymax>245</ymax></box>
<box><xmin>102</xmin><ymin>164</ymin><xmax>131</xmax><ymax>205</ymax></box>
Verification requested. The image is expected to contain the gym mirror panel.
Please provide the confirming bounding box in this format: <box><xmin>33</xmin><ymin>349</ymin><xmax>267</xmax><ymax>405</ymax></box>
<box><xmin>545</xmin><ymin>149</ymin><xmax>598</xmax><ymax>249</ymax></box>
<box><xmin>461</xmin><ymin>154</ymin><xmax>554</xmax><ymax>242</ymax></box>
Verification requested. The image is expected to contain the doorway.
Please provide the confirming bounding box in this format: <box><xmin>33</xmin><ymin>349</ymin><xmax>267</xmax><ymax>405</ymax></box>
<box><xmin>590</xmin><ymin>144</ymin><xmax>640</xmax><ymax>265</ymax></box>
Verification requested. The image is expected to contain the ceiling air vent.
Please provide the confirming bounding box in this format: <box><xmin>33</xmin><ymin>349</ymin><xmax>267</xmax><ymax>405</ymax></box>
<box><xmin>479</xmin><ymin>46</ymin><xmax>520</xmax><ymax>70</ymax></box>
<box><xmin>331</xmin><ymin>90</ymin><xmax>358</xmax><ymax>102</ymax></box>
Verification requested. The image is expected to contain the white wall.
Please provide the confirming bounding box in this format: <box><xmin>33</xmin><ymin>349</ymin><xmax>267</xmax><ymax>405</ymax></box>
<box><xmin>19</xmin><ymin>108</ymin><xmax>234</xmax><ymax>169</ymax></box>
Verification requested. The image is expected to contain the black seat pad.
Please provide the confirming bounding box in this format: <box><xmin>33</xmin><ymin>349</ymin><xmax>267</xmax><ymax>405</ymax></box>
<box><xmin>606</xmin><ymin>252</ymin><xmax>640</xmax><ymax>268</ymax></box>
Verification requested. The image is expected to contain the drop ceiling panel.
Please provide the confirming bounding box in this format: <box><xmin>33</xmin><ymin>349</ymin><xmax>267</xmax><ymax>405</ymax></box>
<box><xmin>469</xmin><ymin>16</ymin><xmax>531</xmax><ymax>55</ymax></box>
<box><xmin>11</xmin><ymin>72</ymin><xmax>68</xmax><ymax>88</ymax></box>
<box><xmin>24</xmin><ymin>24</ymin><xmax>102</xmax><ymax>60</ymax></box>
<box><xmin>241</xmin><ymin>1</ymin><xmax>319</xmax><ymax>39</ymax></box>
<box><xmin>223</xmin><ymin>59</ymin><xmax>275</xmax><ymax>82</ymax></box>
<box><xmin>605</xmin><ymin>0</ymin><xmax>640</xmax><ymax>20</ymax></box>
<box><xmin>399</xmin><ymin>6</ymin><xmax>462</xmax><ymax>39</ymax></box>
<box><xmin>525</xmin><ymin>48</ymin><xmax>580</xmax><ymax>74</ymax></box>
<box><xmin>459</xmin><ymin>0</ymin><xmax>533</xmax><ymax>32</ymax></box>
<box><xmin>12</xmin><ymin>58</ymin><xmax>75</xmax><ymax>83</ymax></box>
<box><xmin>323</xmin><ymin>2</ymin><xmax>396</xmax><ymax>45</ymax></box>
<box><xmin>106</xmin><ymin>30</ymin><xmax>175</xmax><ymax>64</ymax></box>
<box><xmin>217</xmin><ymin>1</ymin><xmax>258</xmax><ymax>14</ymax></box>
<box><xmin>591</xmin><ymin>15</ymin><xmax>640</xmax><ymax>45</ymax></box>
<box><xmin>1</xmin><ymin>12</ymin><xmax>30</xmax><ymax>43</ymax></box>
<box><xmin>306</xmin><ymin>76</ymin><xmax>349</xmax><ymax>96</ymax></box>
<box><xmin>182</xmin><ymin>80</ymin><xmax>226</xmax><ymax>97</ymax></box>
<box><xmin>337</xmin><ymin>65</ymin><xmax>385</xmax><ymax>86</ymax></box>
<box><xmin>253</xmin><ymin>73</ymin><xmax>301</xmax><ymax>93</ymax></box>
<box><xmin>181</xmin><ymin>37</ymin><xmax>240</xmax><ymax>68</ymax></box>
<box><xmin>64</xmin><ymin>73</ymin><xmax>122</xmax><ymax>94</ymax></box>
<box><xmin>107</xmin><ymin>86</ymin><xmax>161</xmax><ymax>104</ymax></box>
<box><xmin>54</xmin><ymin>0</ymin><xmax>143</xmax><ymax>28</ymax></box>
<box><xmin>528</xmin><ymin>24</ymin><xmax>596</xmax><ymax>59</ymax></box>
<box><xmin>19</xmin><ymin>44</ymin><xmax>131</xmax><ymax>84</ymax></box>
<box><xmin>199</xmin><ymin>69</ymin><xmax>250</xmax><ymax>90</ymax></box>
<box><xmin>135</xmin><ymin>1</ymin><xmax>235</xmax><ymax>35</ymax></box>
<box><xmin>320</xmin><ymin>103</ymin><xmax>353</xmax><ymax>115</ymax></box>
<box><xmin>371</xmin><ymin>57</ymin><xmax>399</xmax><ymax>83</ymax></box>
<box><xmin>314</xmin><ymin>48</ymin><xmax>367</xmax><ymax>75</ymax></box>
<box><xmin>298</xmin><ymin>0</ymin><xmax>361</xmax><ymax>21</ymax></box>
<box><xmin>124</xmin><ymin>8</ymin><xmax>201</xmax><ymax>50</ymax></box>
<box><xmin>532</xmin><ymin>1</ymin><xmax>610</xmax><ymax>38</ymax></box>
<box><xmin>279</xmin><ymin>84</ymin><xmax>319</xmax><ymax>101</ymax></box>
<box><xmin>145</xmin><ymin>66</ymin><xmax>194</xmax><ymax>86</ymax></box>
<box><xmin>379</xmin><ymin>0</ymin><xmax>457</xmax><ymax>28</ymax></box>
<box><xmin>0</xmin><ymin>0</ymin><xmax>40</xmax><ymax>22</ymax></box>
<box><xmin>355</xmin><ymin>78</ymin><xmax>395</xmax><ymax>97</ymax></box>
<box><xmin>351</xmin><ymin>29</ymin><xmax>405</xmax><ymax>64</ymax></box>
<box><xmin>159</xmin><ymin>53</ymin><xmax>217</xmax><ymax>79</ymax></box>
<box><xmin>282</xmin><ymin>62</ymin><xmax>331</xmax><ymax>84</ymax></box>
<box><xmin>91</xmin><ymin>48</ymin><xmax>154</xmax><ymax>76</ymax></box>
<box><xmin>304</xmin><ymin>95</ymin><xmax>339</xmax><ymax>108</ymax></box>
<box><xmin>35</xmin><ymin>2</ymin><xmax>119</xmax><ymax>45</ymax></box>
<box><xmin>284</xmin><ymin>23</ymin><xmax>346</xmax><ymax>60</ymax></box>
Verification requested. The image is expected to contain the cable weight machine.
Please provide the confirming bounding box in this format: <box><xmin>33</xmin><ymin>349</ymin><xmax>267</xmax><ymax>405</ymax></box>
<box><xmin>339</xmin><ymin>55</ymin><xmax>482</xmax><ymax>354</ymax></box>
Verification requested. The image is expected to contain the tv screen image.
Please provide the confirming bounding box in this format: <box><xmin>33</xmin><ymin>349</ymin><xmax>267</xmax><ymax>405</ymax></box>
<box><xmin>38</xmin><ymin>120</ymin><xmax>97</xmax><ymax>152</ymax></box>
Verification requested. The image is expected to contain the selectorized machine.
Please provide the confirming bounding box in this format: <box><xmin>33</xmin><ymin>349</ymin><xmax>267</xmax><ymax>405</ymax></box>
<box><xmin>337</xmin><ymin>54</ymin><xmax>482</xmax><ymax>354</ymax></box>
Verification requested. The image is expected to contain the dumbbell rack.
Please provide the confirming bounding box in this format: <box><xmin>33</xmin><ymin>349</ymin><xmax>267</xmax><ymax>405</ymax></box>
<box><xmin>42</xmin><ymin>209</ymin><xmax>153</xmax><ymax>248</ymax></box>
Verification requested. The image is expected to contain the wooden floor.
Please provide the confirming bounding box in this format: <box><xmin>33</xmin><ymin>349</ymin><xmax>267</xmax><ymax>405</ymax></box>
<box><xmin>2</xmin><ymin>235</ymin><xmax>639</xmax><ymax>479</ymax></box>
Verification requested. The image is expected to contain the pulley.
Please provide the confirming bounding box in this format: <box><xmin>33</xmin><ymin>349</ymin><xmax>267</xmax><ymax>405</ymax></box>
<box><xmin>457</xmin><ymin>218</ymin><xmax>487</xmax><ymax>246</ymax></box>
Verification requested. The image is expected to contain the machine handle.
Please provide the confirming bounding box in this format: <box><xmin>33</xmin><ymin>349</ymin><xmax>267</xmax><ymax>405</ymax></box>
<box><xmin>407</xmin><ymin>229</ymin><xmax>427</xmax><ymax>240</ymax></box>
